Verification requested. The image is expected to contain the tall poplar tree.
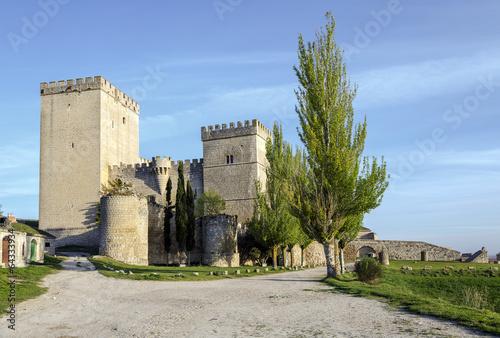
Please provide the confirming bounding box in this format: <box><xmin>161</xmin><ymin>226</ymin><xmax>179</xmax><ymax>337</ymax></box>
<box><xmin>175</xmin><ymin>162</ymin><xmax>187</xmax><ymax>265</ymax></box>
<box><xmin>291</xmin><ymin>13</ymin><xmax>389</xmax><ymax>278</ymax></box>
<box><xmin>164</xmin><ymin>177</ymin><xmax>173</xmax><ymax>265</ymax></box>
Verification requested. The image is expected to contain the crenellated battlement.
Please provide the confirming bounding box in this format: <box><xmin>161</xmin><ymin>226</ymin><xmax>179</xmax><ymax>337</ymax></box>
<box><xmin>171</xmin><ymin>158</ymin><xmax>204</xmax><ymax>172</ymax></box>
<box><xmin>109</xmin><ymin>157</ymin><xmax>204</xmax><ymax>176</ymax></box>
<box><xmin>201</xmin><ymin>119</ymin><xmax>272</xmax><ymax>141</ymax></box>
<box><xmin>40</xmin><ymin>76</ymin><xmax>139</xmax><ymax>114</ymax></box>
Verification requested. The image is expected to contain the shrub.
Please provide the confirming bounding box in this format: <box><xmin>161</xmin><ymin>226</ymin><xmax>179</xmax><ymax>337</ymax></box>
<box><xmin>354</xmin><ymin>257</ymin><xmax>383</xmax><ymax>283</ymax></box>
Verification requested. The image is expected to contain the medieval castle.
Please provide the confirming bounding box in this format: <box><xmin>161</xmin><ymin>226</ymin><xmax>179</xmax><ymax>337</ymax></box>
<box><xmin>38</xmin><ymin>75</ymin><xmax>487</xmax><ymax>267</ymax></box>
<box><xmin>39</xmin><ymin>75</ymin><xmax>273</xmax><ymax>266</ymax></box>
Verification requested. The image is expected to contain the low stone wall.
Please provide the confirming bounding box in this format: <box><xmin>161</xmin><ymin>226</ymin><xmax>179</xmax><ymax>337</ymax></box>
<box><xmin>99</xmin><ymin>195</ymin><xmax>148</xmax><ymax>266</ymax></box>
<box><xmin>303</xmin><ymin>242</ymin><xmax>326</xmax><ymax>266</ymax></box>
<box><xmin>202</xmin><ymin>253</ymin><xmax>240</xmax><ymax>267</ymax></box>
<box><xmin>345</xmin><ymin>239</ymin><xmax>461</xmax><ymax>262</ymax></box>
<box><xmin>49</xmin><ymin>226</ymin><xmax>100</xmax><ymax>248</ymax></box>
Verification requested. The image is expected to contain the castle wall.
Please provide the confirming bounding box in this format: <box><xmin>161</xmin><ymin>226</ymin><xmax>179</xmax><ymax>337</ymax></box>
<box><xmin>39</xmin><ymin>76</ymin><xmax>140</xmax><ymax>247</ymax></box>
<box><xmin>99</xmin><ymin>196</ymin><xmax>148</xmax><ymax>266</ymax></box>
<box><xmin>202</xmin><ymin>120</ymin><xmax>270</xmax><ymax>222</ymax></box>
<box><xmin>147</xmin><ymin>202</ymin><xmax>166</xmax><ymax>265</ymax></box>
<box><xmin>108</xmin><ymin>163</ymin><xmax>160</xmax><ymax>202</ymax></box>
<box><xmin>201</xmin><ymin>215</ymin><xmax>239</xmax><ymax>267</ymax></box>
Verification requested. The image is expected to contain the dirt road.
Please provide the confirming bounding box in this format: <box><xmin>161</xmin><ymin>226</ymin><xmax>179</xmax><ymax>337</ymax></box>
<box><xmin>0</xmin><ymin>254</ymin><xmax>492</xmax><ymax>337</ymax></box>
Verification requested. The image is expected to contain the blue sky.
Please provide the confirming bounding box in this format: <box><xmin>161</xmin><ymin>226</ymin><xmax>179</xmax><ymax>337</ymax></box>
<box><xmin>1</xmin><ymin>1</ymin><xmax>499</xmax><ymax>255</ymax></box>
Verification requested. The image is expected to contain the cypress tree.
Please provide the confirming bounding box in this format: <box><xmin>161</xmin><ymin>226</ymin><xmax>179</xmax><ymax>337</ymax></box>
<box><xmin>175</xmin><ymin>162</ymin><xmax>187</xmax><ymax>265</ymax></box>
<box><xmin>186</xmin><ymin>180</ymin><xmax>196</xmax><ymax>265</ymax></box>
<box><xmin>164</xmin><ymin>177</ymin><xmax>173</xmax><ymax>265</ymax></box>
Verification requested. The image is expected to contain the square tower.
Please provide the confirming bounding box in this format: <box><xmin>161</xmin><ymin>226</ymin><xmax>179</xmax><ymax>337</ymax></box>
<box><xmin>39</xmin><ymin>76</ymin><xmax>140</xmax><ymax>246</ymax></box>
<box><xmin>201</xmin><ymin>120</ymin><xmax>271</xmax><ymax>222</ymax></box>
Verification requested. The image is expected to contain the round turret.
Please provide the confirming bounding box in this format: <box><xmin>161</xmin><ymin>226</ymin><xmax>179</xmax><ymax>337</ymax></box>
<box><xmin>99</xmin><ymin>195</ymin><xmax>148</xmax><ymax>266</ymax></box>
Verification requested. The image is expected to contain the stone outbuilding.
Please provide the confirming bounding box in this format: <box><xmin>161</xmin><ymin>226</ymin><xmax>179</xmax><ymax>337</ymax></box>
<box><xmin>0</xmin><ymin>216</ymin><xmax>53</xmax><ymax>268</ymax></box>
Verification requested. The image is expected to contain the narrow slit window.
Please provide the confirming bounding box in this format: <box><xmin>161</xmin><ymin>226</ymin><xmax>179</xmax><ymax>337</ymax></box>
<box><xmin>226</xmin><ymin>156</ymin><xmax>230</xmax><ymax>164</ymax></box>
<box><xmin>123</xmin><ymin>117</ymin><xmax>126</xmax><ymax>124</ymax></box>
<box><xmin>230</xmin><ymin>155</ymin><xmax>234</xmax><ymax>163</ymax></box>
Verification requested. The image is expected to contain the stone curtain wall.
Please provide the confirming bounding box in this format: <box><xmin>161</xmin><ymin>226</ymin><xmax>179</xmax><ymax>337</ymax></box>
<box><xmin>108</xmin><ymin>158</ymin><xmax>204</xmax><ymax>207</ymax></box>
<box><xmin>345</xmin><ymin>239</ymin><xmax>461</xmax><ymax>262</ymax></box>
<box><xmin>148</xmin><ymin>205</ymin><xmax>203</xmax><ymax>266</ymax></box>
<box><xmin>303</xmin><ymin>242</ymin><xmax>327</xmax><ymax>266</ymax></box>
<box><xmin>202</xmin><ymin>215</ymin><xmax>239</xmax><ymax>267</ymax></box>
<box><xmin>99</xmin><ymin>196</ymin><xmax>148</xmax><ymax>266</ymax></box>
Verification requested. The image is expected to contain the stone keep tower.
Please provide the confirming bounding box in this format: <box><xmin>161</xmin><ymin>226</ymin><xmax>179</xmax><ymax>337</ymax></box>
<box><xmin>201</xmin><ymin>120</ymin><xmax>271</xmax><ymax>222</ymax></box>
<box><xmin>39</xmin><ymin>76</ymin><xmax>140</xmax><ymax>246</ymax></box>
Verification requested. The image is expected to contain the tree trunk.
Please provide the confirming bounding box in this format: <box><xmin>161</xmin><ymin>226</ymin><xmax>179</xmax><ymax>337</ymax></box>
<box><xmin>166</xmin><ymin>252</ymin><xmax>169</xmax><ymax>266</ymax></box>
<box><xmin>179</xmin><ymin>251</ymin><xmax>183</xmax><ymax>266</ymax></box>
<box><xmin>339</xmin><ymin>247</ymin><xmax>345</xmax><ymax>274</ymax></box>
<box><xmin>301</xmin><ymin>247</ymin><xmax>305</xmax><ymax>266</ymax></box>
<box><xmin>290</xmin><ymin>247</ymin><xmax>294</xmax><ymax>267</ymax></box>
<box><xmin>323</xmin><ymin>238</ymin><xmax>341</xmax><ymax>278</ymax></box>
<box><xmin>272</xmin><ymin>246</ymin><xmax>278</xmax><ymax>269</ymax></box>
<box><xmin>188</xmin><ymin>251</ymin><xmax>191</xmax><ymax>266</ymax></box>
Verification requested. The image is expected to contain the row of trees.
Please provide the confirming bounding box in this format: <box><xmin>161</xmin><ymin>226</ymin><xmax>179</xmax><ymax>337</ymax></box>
<box><xmin>249</xmin><ymin>13</ymin><xmax>388</xmax><ymax>278</ymax></box>
<box><xmin>161</xmin><ymin>13</ymin><xmax>388</xmax><ymax>276</ymax></box>
<box><xmin>163</xmin><ymin>162</ymin><xmax>227</xmax><ymax>265</ymax></box>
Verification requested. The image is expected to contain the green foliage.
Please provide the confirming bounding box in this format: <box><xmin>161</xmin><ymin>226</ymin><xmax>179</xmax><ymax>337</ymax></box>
<box><xmin>326</xmin><ymin>261</ymin><xmax>500</xmax><ymax>335</ymax></box>
<box><xmin>186</xmin><ymin>180</ymin><xmax>196</xmax><ymax>252</ymax></box>
<box><xmin>338</xmin><ymin>213</ymin><xmax>364</xmax><ymax>250</ymax></box>
<box><xmin>249</xmin><ymin>124</ymin><xmax>305</xmax><ymax>268</ymax></box>
<box><xmin>289</xmin><ymin>13</ymin><xmax>389</xmax><ymax>277</ymax></box>
<box><xmin>14</xmin><ymin>219</ymin><xmax>39</xmax><ymax>228</ymax></box>
<box><xmin>238</xmin><ymin>232</ymin><xmax>272</xmax><ymax>266</ymax></box>
<box><xmin>95</xmin><ymin>202</ymin><xmax>101</xmax><ymax>225</ymax></box>
<box><xmin>194</xmin><ymin>189</ymin><xmax>226</xmax><ymax>217</ymax></box>
<box><xmin>164</xmin><ymin>177</ymin><xmax>173</xmax><ymax>254</ymax></box>
<box><xmin>101</xmin><ymin>178</ymin><xmax>136</xmax><ymax>196</ymax></box>
<box><xmin>11</xmin><ymin>222</ymin><xmax>42</xmax><ymax>235</ymax></box>
<box><xmin>175</xmin><ymin>162</ymin><xmax>187</xmax><ymax>252</ymax></box>
<box><xmin>354</xmin><ymin>257</ymin><xmax>383</xmax><ymax>283</ymax></box>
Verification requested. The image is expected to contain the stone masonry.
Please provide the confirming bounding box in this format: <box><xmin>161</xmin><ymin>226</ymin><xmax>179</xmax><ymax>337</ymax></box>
<box><xmin>99</xmin><ymin>196</ymin><xmax>148</xmax><ymax>266</ymax></box>
<box><xmin>39</xmin><ymin>76</ymin><xmax>140</xmax><ymax>247</ymax></box>
<box><xmin>39</xmin><ymin>76</ymin><xmax>470</xmax><ymax>267</ymax></box>
<box><xmin>201</xmin><ymin>215</ymin><xmax>239</xmax><ymax>267</ymax></box>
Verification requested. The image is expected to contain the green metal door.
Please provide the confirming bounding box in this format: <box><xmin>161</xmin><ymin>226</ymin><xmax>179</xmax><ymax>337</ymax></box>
<box><xmin>30</xmin><ymin>240</ymin><xmax>35</xmax><ymax>261</ymax></box>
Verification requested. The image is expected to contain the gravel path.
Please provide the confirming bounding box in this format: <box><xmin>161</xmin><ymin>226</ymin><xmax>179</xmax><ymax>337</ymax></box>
<box><xmin>0</xmin><ymin>253</ymin><xmax>494</xmax><ymax>337</ymax></box>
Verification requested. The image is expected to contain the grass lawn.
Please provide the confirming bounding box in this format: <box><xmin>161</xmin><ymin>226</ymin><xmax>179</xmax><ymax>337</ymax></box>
<box><xmin>90</xmin><ymin>255</ymin><xmax>312</xmax><ymax>282</ymax></box>
<box><xmin>0</xmin><ymin>255</ymin><xmax>65</xmax><ymax>315</ymax></box>
<box><xmin>326</xmin><ymin>260</ymin><xmax>500</xmax><ymax>335</ymax></box>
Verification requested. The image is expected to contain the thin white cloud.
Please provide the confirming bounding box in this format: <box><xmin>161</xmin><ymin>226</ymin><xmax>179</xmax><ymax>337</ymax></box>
<box><xmin>0</xmin><ymin>144</ymin><xmax>38</xmax><ymax>174</ymax></box>
<box><xmin>139</xmin><ymin>84</ymin><xmax>297</xmax><ymax>144</ymax></box>
<box><xmin>352</xmin><ymin>49</ymin><xmax>500</xmax><ymax>109</ymax></box>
